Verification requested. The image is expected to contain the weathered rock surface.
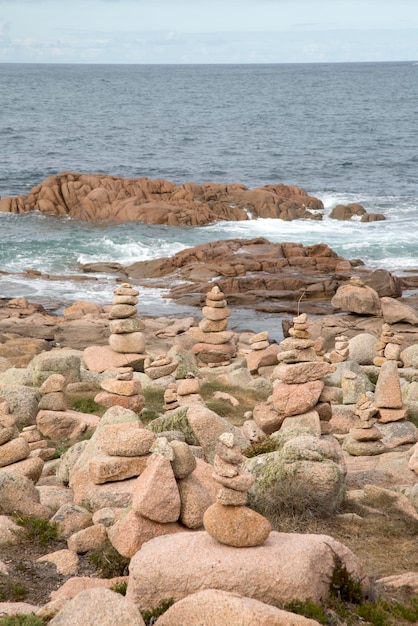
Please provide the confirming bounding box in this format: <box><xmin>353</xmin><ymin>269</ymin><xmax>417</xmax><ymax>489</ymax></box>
<box><xmin>48</xmin><ymin>587</ymin><xmax>145</xmax><ymax>626</ymax></box>
<box><xmin>126</xmin><ymin>531</ymin><xmax>369</xmax><ymax>612</ymax></box>
<box><xmin>0</xmin><ymin>172</ymin><xmax>323</xmax><ymax>225</ymax></box>
<box><xmin>154</xmin><ymin>589</ymin><xmax>320</xmax><ymax>625</ymax></box>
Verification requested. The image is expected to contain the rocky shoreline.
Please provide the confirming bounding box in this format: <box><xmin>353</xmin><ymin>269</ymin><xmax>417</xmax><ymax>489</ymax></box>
<box><xmin>0</xmin><ymin>273</ymin><xmax>418</xmax><ymax>624</ymax></box>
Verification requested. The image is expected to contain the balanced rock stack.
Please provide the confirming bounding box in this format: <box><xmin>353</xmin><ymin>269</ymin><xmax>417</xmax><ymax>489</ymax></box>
<box><xmin>253</xmin><ymin>313</ymin><xmax>335</xmax><ymax>435</ymax></box>
<box><xmin>108</xmin><ymin>435</ymin><xmax>213</xmax><ymax>557</ymax></box>
<box><xmin>372</xmin><ymin>357</ymin><xmax>418</xmax><ymax>448</ymax></box>
<box><xmin>108</xmin><ymin>283</ymin><xmax>146</xmax><ymax>355</ymax></box>
<box><xmin>176</xmin><ymin>376</ymin><xmax>203</xmax><ymax>406</ymax></box>
<box><xmin>0</xmin><ymin>400</ymin><xmax>44</xmax><ymax>483</ymax></box>
<box><xmin>95</xmin><ymin>367</ymin><xmax>145</xmax><ymax>412</ymax></box>
<box><xmin>88</xmin><ymin>419</ymin><xmax>156</xmax><ymax>486</ymax></box>
<box><xmin>163</xmin><ymin>383</ymin><xmax>180</xmax><ymax>412</ymax></box>
<box><xmin>38</xmin><ymin>373</ymin><xmax>67</xmax><ymax>411</ymax></box>
<box><xmin>245</xmin><ymin>330</ymin><xmax>280</xmax><ymax>375</ymax></box>
<box><xmin>190</xmin><ymin>286</ymin><xmax>236</xmax><ymax>367</ymax></box>
<box><xmin>203</xmin><ymin>432</ymin><xmax>271</xmax><ymax>547</ymax></box>
<box><xmin>343</xmin><ymin>393</ymin><xmax>386</xmax><ymax>456</ymax></box>
<box><xmin>19</xmin><ymin>424</ymin><xmax>56</xmax><ymax>462</ymax></box>
<box><xmin>144</xmin><ymin>353</ymin><xmax>178</xmax><ymax>380</ymax></box>
<box><xmin>326</xmin><ymin>335</ymin><xmax>350</xmax><ymax>364</ymax></box>
<box><xmin>374</xmin><ymin>323</ymin><xmax>404</xmax><ymax>367</ymax></box>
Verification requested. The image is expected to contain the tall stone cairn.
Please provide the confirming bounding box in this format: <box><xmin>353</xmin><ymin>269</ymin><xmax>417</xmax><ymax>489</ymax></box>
<box><xmin>203</xmin><ymin>432</ymin><xmax>271</xmax><ymax>547</ymax></box>
<box><xmin>108</xmin><ymin>283</ymin><xmax>146</xmax><ymax>355</ymax></box>
<box><xmin>253</xmin><ymin>313</ymin><xmax>335</xmax><ymax>435</ymax></box>
<box><xmin>373</xmin><ymin>323</ymin><xmax>404</xmax><ymax>367</ymax></box>
<box><xmin>190</xmin><ymin>286</ymin><xmax>236</xmax><ymax>367</ymax></box>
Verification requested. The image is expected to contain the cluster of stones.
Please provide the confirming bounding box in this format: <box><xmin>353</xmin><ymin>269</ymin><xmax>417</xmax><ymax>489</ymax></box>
<box><xmin>163</xmin><ymin>383</ymin><xmax>179</xmax><ymax>412</ymax></box>
<box><xmin>343</xmin><ymin>343</ymin><xmax>418</xmax><ymax>455</ymax></box>
<box><xmin>107</xmin><ymin>435</ymin><xmax>213</xmax><ymax>557</ymax></box>
<box><xmin>249</xmin><ymin>331</ymin><xmax>270</xmax><ymax>353</ymax></box>
<box><xmin>108</xmin><ymin>283</ymin><xmax>146</xmax><ymax>355</ymax></box>
<box><xmin>163</xmin><ymin>376</ymin><xmax>202</xmax><ymax>412</ymax></box>
<box><xmin>190</xmin><ymin>286</ymin><xmax>236</xmax><ymax>367</ymax></box>
<box><xmin>374</xmin><ymin>323</ymin><xmax>404</xmax><ymax>366</ymax></box>
<box><xmin>144</xmin><ymin>353</ymin><xmax>178</xmax><ymax>380</ymax></box>
<box><xmin>343</xmin><ymin>393</ymin><xmax>385</xmax><ymax>456</ymax></box>
<box><xmin>253</xmin><ymin>313</ymin><xmax>335</xmax><ymax>435</ymax></box>
<box><xmin>203</xmin><ymin>432</ymin><xmax>271</xmax><ymax>547</ymax></box>
<box><xmin>326</xmin><ymin>335</ymin><xmax>350</xmax><ymax>364</ymax></box>
<box><xmin>88</xmin><ymin>419</ymin><xmax>157</xmax><ymax>486</ymax></box>
<box><xmin>38</xmin><ymin>373</ymin><xmax>67</xmax><ymax>412</ymax></box>
<box><xmin>0</xmin><ymin>398</ymin><xmax>46</xmax><ymax>482</ymax></box>
<box><xmin>95</xmin><ymin>367</ymin><xmax>145</xmax><ymax>412</ymax></box>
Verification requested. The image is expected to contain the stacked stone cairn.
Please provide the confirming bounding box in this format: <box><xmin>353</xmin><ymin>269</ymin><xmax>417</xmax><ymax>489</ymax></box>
<box><xmin>107</xmin><ymin>435</ymin><xmax>213</xmax><ymax>556</ymax></box>
<box><xmin>326</xmin><ymin>335</ymin><xmax>350</xmax><ymax>364</ymax></box>
<box><xmin>342</xmin><ymin>393</ymin><xmax>386</xmax><ymax>456</ymax></box>
<box><xmin>253</xmin><ymin>313</ymin><xmax>335</xmax><ymax>436</ymax></box>
<box><xmin>176</xmin><ymin>375</ymin><xmax>203</xmax><ymax>406</ymax></box>
<box><xmin>373</xmin><ymin>351</ymin><xmax>417</xmax><ymax>447</ymax></box>
<box><xmin>163</xmin><ymin>383</ymin><xmax>180</xmax><ymax>412</ymax></box>
<box><xmin>190</xmin><ymin>286</ymin><xmax>236</xmax><ymax>367</ymax></box>
<box><xmin>374</xmin><ymin>323</ymin><xmax>404</xmax><ymax>367</ymax></box>
<box><xmin>38</xmin><ymin>373</ymin><xmax>67</xmax><ymax>411</ymax></box>
<box><xmin>95</xmin><ymin>367</ymin><xmax>145</xmax><ymax>412</ymax></box>
<box><xmin>203</xmin><ymin>432</ymin><xmax>271</xmax><ymax>547</ymax></box>
<box><xmin>144</xmin><ymin>353</ymin><xmax>178</xmax><ymax>380</ymax></box>
<box><xmin>0</xmin><ymin>399</ymin><xmax>45</xmax><ymax>482</ymax></box>
<box><xmin>108</xmin><ymin>282</ymin><xmax>146</xmax><ymax>355</ymax></box>
<box><xmin>88</xmin><ymin>419</ymin><xmax>156</xmax><ymax>486</ymax></box>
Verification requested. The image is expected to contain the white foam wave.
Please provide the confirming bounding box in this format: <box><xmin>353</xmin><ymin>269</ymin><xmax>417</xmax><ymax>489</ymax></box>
<box><xmin>77</xmin><ymin>238</ymin><xmax>186</xmax><ymax>265</ymax></box>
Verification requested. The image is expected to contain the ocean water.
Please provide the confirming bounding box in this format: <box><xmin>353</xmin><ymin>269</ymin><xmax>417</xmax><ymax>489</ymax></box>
<box><xmin>0</xmin><ymin>62</ymin><xmax>417</xmax><ymax>328</ymax></box>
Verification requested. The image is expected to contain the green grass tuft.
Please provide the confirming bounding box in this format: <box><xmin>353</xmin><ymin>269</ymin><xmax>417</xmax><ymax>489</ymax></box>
<box><xmin>12</xmin><ymin>514</ymin><xmax>59</xmax><ymax>547</ymax></box>
<box><xmin>110</xmin><ymin>580</ymin><xmax>128</xmax><ymax>596</ymax></box>
<box><xmin>141</xmin><ymin>598</ymin><xmax>174</xmax><ymax>625</ymax></box>
<box><xmin>88</xmin><ymin>542</ymin><xmax>129</xmax><ymax>578</ymax></box>
<box><xmin>0</xmin><ymin>617</ymin><xmax>45</xmax><ymax>626</ymax></box>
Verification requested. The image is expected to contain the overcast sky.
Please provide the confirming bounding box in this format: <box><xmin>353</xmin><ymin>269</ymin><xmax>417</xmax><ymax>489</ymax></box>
<box><xmin>1</xmin><ymin>0</ymin><xmax>417</xmax><ymax>64</ymax></box>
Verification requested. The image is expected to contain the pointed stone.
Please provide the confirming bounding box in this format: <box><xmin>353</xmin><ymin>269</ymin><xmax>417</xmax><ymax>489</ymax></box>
<box><xmin>132</xmin><ymin>455</ymin><xmax>181</xmax><ymax>523</ymax></box>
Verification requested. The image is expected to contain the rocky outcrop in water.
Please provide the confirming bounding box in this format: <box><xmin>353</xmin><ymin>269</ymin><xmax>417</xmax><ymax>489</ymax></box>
<box><xmin>0</xmin><ymin>172</ymin><xmax>324</xmax><ymax>225</ymax></box>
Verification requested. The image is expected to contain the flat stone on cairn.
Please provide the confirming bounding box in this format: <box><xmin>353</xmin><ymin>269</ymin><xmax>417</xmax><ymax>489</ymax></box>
<box><xmin>108</xmin><ymin>283</ymin><xmax>146</xmax><ymax>353</ymax></box>
<box><xmin>95</xmin><ymin>368</ymin><xmax>145</xmax><ymax>412</ymax></box>
<box><xmin>191</xmin><ymin>286</ymin><xmax>236</xmax><ymax>367</ymax></box>
<box><xmin>144</xmin><ymin>354</ymin><xmax>178</xmax><ymax>379</ymax></box>
<box><xmin>203</xmin><ymin>432</ymin><xmax>271</xmax><ymax>547</ymax></box>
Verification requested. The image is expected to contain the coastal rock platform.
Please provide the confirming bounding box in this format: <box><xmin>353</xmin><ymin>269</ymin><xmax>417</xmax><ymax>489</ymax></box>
<box><xmin>0</xmin><ymin>172</ymin><xmax>324</xmax><ymax>225</ymax></box>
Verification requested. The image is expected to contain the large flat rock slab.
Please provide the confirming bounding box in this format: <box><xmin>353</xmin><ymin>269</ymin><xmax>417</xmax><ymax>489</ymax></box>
<box><xmin>126</xmin><ymin>530</ymin><xmax>369</xmax><ymax>612</ymax></box>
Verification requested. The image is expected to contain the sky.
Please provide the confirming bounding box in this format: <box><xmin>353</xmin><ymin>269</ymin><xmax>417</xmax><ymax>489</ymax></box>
<box><xmin>0</xmin><ymin>0</ymin><xmax>417</xmax><ymax>64</ymax></box>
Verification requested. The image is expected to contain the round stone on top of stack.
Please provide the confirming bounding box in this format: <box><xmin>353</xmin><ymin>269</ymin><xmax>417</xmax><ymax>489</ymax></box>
<box><xmin>108</xmin><ymin>283</ymin><xmax>146</xmax><ymax>355</ymax></box>
<box><xmin>191</xmin><ymin>286</ymin><xmax>236</xmax><ymax>367</ymax></box>
<box><xmin>203</xmin><ymin>432</ymin><xmax>271</xmax><ymax>547</ymax></box>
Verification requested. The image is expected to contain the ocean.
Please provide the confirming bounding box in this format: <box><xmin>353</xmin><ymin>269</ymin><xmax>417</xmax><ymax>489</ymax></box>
<box><xmin>0</xmin><ymin>62</ymin><xmax>417</xmax><ymax>334</ymax></box>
